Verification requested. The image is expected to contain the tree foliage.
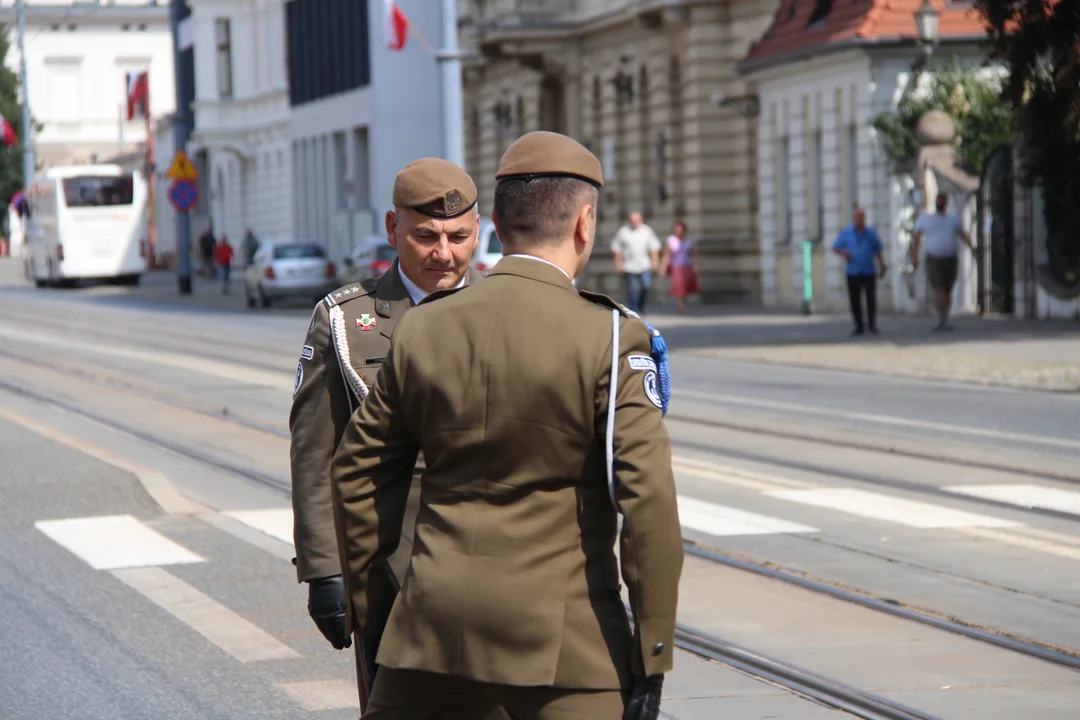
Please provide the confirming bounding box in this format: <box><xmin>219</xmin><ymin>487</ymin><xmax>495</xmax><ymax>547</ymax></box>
<box><xmin>973</xmin><ymin>0</ymin><xmax>1080</xmax><ymax>289</ymax></box>
<box><xmin>0</xmin><ymin>25</ymin><xmax>27</xmax><ymax>205</ymax></box>
<box><xmin>871</xmin><ymin>63</ymin><xmax>1017</xmax><ymax>177</ymax></box>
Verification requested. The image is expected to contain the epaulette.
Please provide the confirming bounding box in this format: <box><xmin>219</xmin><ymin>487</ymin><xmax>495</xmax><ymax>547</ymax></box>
<box><xmin>323</xmin><ymin>277</ymin><xmax>378</xmax><ymax>308</ymax></box>
<box><xmin>579</xmin><ymin>289</ymin><xmax>670</xmax><ymax>415</ymax></box>
<box><xmin>418</xmin><ymin>285</ymin><xmax>467</xmax><ymax>306</ymax></box>
<box><xmin>578</xmin><ymin>289</ymin><xmax>640</xmax><ymax>319</ymax></box>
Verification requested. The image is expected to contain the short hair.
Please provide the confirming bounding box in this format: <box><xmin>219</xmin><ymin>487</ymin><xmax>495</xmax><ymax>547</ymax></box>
<box><xmin>492</xmin><ymin>176</ymin><xmax>598</xmax><ymax>246</ymax></box>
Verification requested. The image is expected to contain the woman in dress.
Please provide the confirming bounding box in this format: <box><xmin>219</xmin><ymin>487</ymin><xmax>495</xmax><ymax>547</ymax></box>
<box><xmin>659</xmin><ymin>219</ymin><xmax>699</xmax><ymax>315</ymax></box>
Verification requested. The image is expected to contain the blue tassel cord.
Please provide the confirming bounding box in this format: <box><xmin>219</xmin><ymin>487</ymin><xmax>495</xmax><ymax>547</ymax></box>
<box><xmin>643</xmin><ymin>321</ymin><xmax>671</xmax><ymax>416</ymax></box>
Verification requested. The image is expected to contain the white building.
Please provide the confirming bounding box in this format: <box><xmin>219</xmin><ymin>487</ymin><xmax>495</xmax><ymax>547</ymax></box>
<box><xmin>737</xmin><ymin>0</ymin><xmax>989</xmax><ymax>317</ymax></box>
<box><xmin>0</xmin><ymin>0</ymin><xmax>174</xmax><ymax>169</ymax></box>
<box><xmin>185</xmin><ymin>0</ymin><xmax>291</xmax><ymax>251</ymax></box>
<box><xmin>285</xmin><ymin>0</ymin><xmax>454</xmax><ymax>264</ymax></box>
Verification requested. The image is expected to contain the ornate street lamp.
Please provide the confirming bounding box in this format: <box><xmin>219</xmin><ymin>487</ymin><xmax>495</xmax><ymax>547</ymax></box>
<box><xmin>914</xmin><ymin>0</ymin><xmax>940</xmax><ymax>59</ymax></box>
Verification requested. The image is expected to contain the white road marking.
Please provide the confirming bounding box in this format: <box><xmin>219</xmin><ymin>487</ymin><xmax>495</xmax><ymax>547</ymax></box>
<box><xmin>111</xmin><ymin>566</ymin><xmax>300</xmax><ymax>662</ymax></box>
<box><xmin>677</xmin><ymin>495</ymin><xmax>819</xmax><ymax>537</ymax></box>
<box><xmin>672</xmin><ymin>455</ymin><xmax>814</xmax><ymax>492</ymax></box>
<box><xmin>945</xmin><ymin>484</ymin><xmax>1080</xmax><ymax>517</ymax></box>
<box><xmin>0</xmin><ymin>323</ymin><xmax>287</xmax><ymax>391</ymax></box>
<box><xmin>35</xmin><ymin>515</ymin><xmax>205</xmax><ymax>570</ymax></box>
<box><xmin>765</xmin><ymin>488</ymin><xmax>1020</xmax><ymax>529</ymax></box>
<box><xmin>224</xmin><ymin>508</ymin><xmax>295</xmax><ymax>547</ymax></box>
<box><xmin>673</xmin><ymin>389</ymin><xmax>1080</xmax><ymax>451</ymax></box>
<box><xmin>957</xmin><ymin>527</ymin><xmax>1080</xmax><ymax>562</ymax></box>
<box><xmin>278</xmin><ymin>679</ymin><xmax>359</xmax><ymax>711</ymax></box>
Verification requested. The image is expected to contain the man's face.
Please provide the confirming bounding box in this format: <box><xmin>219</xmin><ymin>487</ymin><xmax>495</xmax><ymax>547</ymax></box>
<box><xmin>387</xmin><ymin>208</ymin><xmax>479</xmax><ymax>293</ymax></box>
<box><xmin>936</xmin><ymin>193</ymin><xmax>948</xmax><ymax>212</ymax></box>
<box><xmin>853</xmin><ymin>210</ymin><xmax>865</xmax><ymax>229</ymax></box>
<box><xmin>629</xmin><ymin>212</ymin><xmax>642</xmax><ymax>229</ymax></box>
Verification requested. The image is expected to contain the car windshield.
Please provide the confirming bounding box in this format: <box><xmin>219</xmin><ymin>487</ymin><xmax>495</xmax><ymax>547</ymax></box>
<box><xmin>486</xmin><ymin>229</ymin><xmax>503</xmax><ymax>254</ymax></box>
<box><xmin>375</xmin><ymin>245</ymin><xmax>398</xmax><ymax>262</ymax></box>
<box><xmin>62</xmin><ymin>175</ymin><xmax>134</xmax><ymax>207</ymax></box>
<box><xmin>273</xmin><ymin>244</ymin><xmax>325</xmax><ymax>260</ymax></box>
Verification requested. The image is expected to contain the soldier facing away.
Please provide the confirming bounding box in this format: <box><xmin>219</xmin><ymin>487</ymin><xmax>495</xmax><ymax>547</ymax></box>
<box><xmin>288</xmin><ymin>157</ymin><xmax>489</xmax><ymax>713</ymax></box>
<box><xmin>331</xmin><ymin>131</ymin><xmax>684</xmax><ymax>719</ymax></box>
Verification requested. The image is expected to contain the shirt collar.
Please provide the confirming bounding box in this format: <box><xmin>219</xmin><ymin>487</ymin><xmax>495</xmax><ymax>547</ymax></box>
<box><xmin>397</xmin><ymin>264</ymin><xmax>466</xmax><ymax>305</ymax></box>
<box><xmin>503</xmin><ymin>253</ymin><xmax>571</xmax><ymax>280</ymax></box>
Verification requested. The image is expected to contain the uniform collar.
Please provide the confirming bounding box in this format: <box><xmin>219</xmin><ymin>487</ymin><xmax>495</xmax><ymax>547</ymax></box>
<box><xmin>488</xmin><ymin>255</ymin><xmax>576</xmax><ymax>291</ymax></box>
<box><xmin>397</xmin><ymin>263</ymin><xmax>467</xmax><ymax>306</ymax></box>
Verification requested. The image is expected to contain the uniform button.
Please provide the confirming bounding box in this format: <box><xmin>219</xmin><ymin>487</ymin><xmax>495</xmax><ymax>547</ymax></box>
<box><xmin>651</xmin><ymin>643</ymin><xmax>664</xmax><ymax>656</ymax></box>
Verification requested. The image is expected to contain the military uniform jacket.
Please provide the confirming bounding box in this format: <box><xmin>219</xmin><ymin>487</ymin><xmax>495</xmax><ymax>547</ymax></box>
<box><xmin>289</xmin><ymin>261</ymin><xmax>484</xmax><ymax>599</ymax></box>
<box><xmin>330</xmin><ymin>256</ymin><xmax>684</xmax><ymax>690</ymax></box>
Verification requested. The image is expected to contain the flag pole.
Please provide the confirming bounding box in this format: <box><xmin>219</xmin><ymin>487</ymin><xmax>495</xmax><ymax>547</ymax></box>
<box><xmin>437</xmin><ymin>0</ymin><xmax>464</xmax><ymax>167</ymax></box>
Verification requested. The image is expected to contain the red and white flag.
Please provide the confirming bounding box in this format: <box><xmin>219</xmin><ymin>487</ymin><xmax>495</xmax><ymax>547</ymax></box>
<box><xmin>384</xmin><ymin>0</ymin><xmax>409</xmax><ymax>51</ymax></box>
<box><xmin>0</xmin><ymin>113</ymin><xmax>16</xmax><ymax>147</ymax></box>
<box><xmin>126</xmin><ymin>71</ymin><xmax>149</xmax><ymax>121</ymax></box>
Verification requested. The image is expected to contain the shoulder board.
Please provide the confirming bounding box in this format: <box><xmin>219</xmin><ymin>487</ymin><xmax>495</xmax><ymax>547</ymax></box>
<box><xmin>418</xmin><ymin>286</ymin><xmax>466</xmax><ymax>306</ymax></box>
<box><xmin>577</xmin><ymin>289</ymin><xmax>640</xmax><ymax>319</ymax></box>
<box><xmin>323</xmin><ymin>279</ymin><xmax>378</xmax><ymax>308</ymax></box>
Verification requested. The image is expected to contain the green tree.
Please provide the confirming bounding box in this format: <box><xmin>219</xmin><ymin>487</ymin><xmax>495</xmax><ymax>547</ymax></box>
<box><xmin>973</xmin><ymin>0</ymin><xmax>1080</xmax><ymax>289</ymax></box>
<box><xmin>871</xmin><ymin>62</ymin><xmax>1017</xmax><ymax>177</ymax></box>
<box><xmin>0</xmin><ymin>24</ymin><xmax>28</xmax><ymax>205</ymax></box>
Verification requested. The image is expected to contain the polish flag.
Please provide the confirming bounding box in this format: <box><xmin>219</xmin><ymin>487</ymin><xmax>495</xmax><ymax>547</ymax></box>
<box><xmin>384</xmin><ymin>0</ymin><xmax>409</xmax><ymax>51</ymax></box>
<box><xmin>126</xmin><ymin>71</ymin><xmax>149</xmax><ymax>121</ymax></box>
<box><xmin>0</xmin><ymin>113</ymin><xmax>16</xmax><ymax>147</ymax></box>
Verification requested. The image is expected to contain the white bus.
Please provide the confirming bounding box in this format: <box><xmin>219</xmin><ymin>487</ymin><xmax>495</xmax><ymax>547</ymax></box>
<box><xmin>23</xmin><ymin>164</ymin><xmax>147</xmax><ymax>287</ymax></box>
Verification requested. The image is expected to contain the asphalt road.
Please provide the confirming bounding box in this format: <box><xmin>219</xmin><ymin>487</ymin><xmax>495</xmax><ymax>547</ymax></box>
<box><xmin>4</xmin><ymin>267</ymin><xmax>1080</xmax><ymax>718</ymax></box>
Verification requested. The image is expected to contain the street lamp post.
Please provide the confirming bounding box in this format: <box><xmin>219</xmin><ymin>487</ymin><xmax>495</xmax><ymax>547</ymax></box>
<box><xmin>914</xmin><ymin>0</ymin><xmax>940</xmax><ymax>68</ymax></box>
<box><xmin>15</xmin><ymin>0</ymin><xmax>35</xmax><ymax>186</ymax></box>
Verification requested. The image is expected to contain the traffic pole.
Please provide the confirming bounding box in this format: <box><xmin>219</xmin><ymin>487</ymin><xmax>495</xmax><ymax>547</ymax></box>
<box><xmin>170</xmin><ymin>0</ymin><xmax>192</xmax><ymax>295</ymax></box>
<box><xmin>438</xmin><ymin>0</ymin><xmax>464</xmax><ymax>167</ymax></box>
<box><xmin>15</xmin><ymin>0</ymin><xmax>35</xmax><ymax>187</ymax></box>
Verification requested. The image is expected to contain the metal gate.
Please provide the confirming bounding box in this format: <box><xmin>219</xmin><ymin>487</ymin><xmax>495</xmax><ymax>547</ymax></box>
<box><xmin>977</xmin><ymin>145</ymin><xmax>1015</xmax><ymax>315</ymax></box>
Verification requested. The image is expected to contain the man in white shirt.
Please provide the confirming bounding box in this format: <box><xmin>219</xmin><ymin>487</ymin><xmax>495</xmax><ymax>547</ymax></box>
<box><xmin>611</xmin><ymin>211</ymin><xmax>662</xmax><ymax>314</ymax></box>
<box><xmin>911</xmin><ymin>192</ymin><xmax>975</xmax><ymax>331</ymax></box>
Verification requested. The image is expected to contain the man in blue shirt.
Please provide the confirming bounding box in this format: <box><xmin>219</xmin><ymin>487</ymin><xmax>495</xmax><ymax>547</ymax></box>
<box><xmin>832</xmin><ymin>209</ymin><xmax>887</xmax><ymax>336</ymax></box>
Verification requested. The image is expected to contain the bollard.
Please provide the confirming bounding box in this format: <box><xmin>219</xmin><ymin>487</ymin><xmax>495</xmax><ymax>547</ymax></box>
<box><xmin>800</xmin><ymin>239</ymin><xmax>814</xmax><ymax>315</ymax></box>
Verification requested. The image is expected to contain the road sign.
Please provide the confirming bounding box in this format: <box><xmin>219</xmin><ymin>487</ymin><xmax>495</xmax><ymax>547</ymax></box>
<box><xmin>165</xmin><ymin>150</ymin><xmax>198</xmax><ymax>181</ymax></box>
<box><xmin>168</xmin><ymin>179</ymin><xmax>198</xmax><ymax>213</ymax></box>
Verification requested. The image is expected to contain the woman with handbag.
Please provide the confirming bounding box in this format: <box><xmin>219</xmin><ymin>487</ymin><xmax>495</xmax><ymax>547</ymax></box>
<box><xmin>659</xmin><ymin>220</ymin><xmax>700</xmax><ymax>315</ymax></box>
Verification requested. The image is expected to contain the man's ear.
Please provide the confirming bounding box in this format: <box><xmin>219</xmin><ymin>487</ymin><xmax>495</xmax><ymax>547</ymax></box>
<box><xmin>385</xmin><ymin>210</ymin><xmax>399</xmax><ymax>249</ymax></box>
<box><xmin>574</xmin><ymin>203</ymin><xmax>593</xmax><ymax>248</ymax></box>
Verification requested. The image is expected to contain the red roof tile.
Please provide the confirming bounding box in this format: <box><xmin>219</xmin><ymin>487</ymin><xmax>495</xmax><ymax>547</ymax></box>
<box><xmin>739</xmin><ymin>0</ymin><xmax>988</xmax><ymax>72</ymax></box>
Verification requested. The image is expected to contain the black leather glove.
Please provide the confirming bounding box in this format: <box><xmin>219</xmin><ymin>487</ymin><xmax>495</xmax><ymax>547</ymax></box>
<box><xmin>307</xmin><ymin>575</ymin><xmax>351</xmax><ymax>650</ymax></box>
<box><xmin>623</xmin><ymin>674</ymin><xmax>664</xmax><ymax>720</ymax></box>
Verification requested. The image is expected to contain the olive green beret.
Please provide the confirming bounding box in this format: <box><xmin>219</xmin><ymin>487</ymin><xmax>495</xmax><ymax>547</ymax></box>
<box><xmin>495</xmin><ymin>131</ymin><xmax>604</xmax><ymax>188</ymax></box>
<box><xmin>392</xmin><ymin>158</ymin><xmax>478</xmax><ymax>218</ymax></box>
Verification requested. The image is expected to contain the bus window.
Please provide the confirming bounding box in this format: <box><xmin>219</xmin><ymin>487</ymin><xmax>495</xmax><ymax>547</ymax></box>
<box><xmin>62</xmin><ymin>175</ymin><xmax>134</xmax><ymax>207</ymax></box>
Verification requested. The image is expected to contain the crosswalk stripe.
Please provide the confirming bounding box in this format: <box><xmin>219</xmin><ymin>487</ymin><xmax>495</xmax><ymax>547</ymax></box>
<box><xmin>277</xmin><ymin>680</ymin><xmax>359</xmax><ymax>711</ymax></box>
<box><xmin>945</xmin><ymin>484</ymin><xmax>1080</xmax><ymax>517</ymax></box>
<box><xmin>111</xmin><ymin>566</ymin><xmax>301</xmax><ymax>662</ymax></box>
<box><xmin>677</xmin><ymin>495</ymin><xmax>819</xmax><ymax>537</ymax></box>
<box><xmin>765</xmin><ymin>488</ymin><xmax>1021</xmax><ymax>529</ymax></box>
<box><xmin>35</xmin><ymin>514</ymin><xmax>205</xmax><ymax>570</ymax></box>
<box><xmin>224</xmin><ymin>508</ymin><xmax>295</xmax><ymax>547</ymax></box>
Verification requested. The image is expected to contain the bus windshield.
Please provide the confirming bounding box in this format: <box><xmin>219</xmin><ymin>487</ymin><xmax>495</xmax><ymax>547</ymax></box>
<box><xmin>62</xmin><ymin>175</ymin><xmax>134</xmax><ymax>207</ymax></box>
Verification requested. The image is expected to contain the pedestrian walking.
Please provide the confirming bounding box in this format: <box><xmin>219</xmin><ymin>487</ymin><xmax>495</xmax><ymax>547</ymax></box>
<box><xmin>611</xmin><ymin>210</ymin><xmax>661</xmax><ymax>314</ymax></box>
<box><xmin>910</xmin><ymin>192</ymin><xmax>975</xmax><ymax>331</ymax></box>
<box><xmin>288</xmin><ymin>158</ymin><xmax>496</xmax><ymax>716</ymax></box>
<box><xmin>241</xmin><ymin>228</ymin><xmax>259</xmax><ymax>268</ymax></box>
<box><xmin>198</xmin><ymin>226</ymin><xmax>216</xmax><ymax>279</ymax></box>
<box><xmin>659</xmin><ymin>219</ymin><xmax>699</xmax><ymax>315</ymax></box>
<box><xmin>833</xmin><ymin>209</ymin><xmax>887</xmax><ymax>336</ymax></box>
<box><xmin>332</xmin><ymin>130</ymin><xmax>683</xmax><ymax>720</ymax></box>
<box><xmin>214</xmin><ymin>236</ymin><xmax>234</xmax><ymax>295</ymax></box>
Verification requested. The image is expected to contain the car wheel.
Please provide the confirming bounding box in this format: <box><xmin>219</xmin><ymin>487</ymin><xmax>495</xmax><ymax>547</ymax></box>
<box><xmin>258</xmin><ymin>285</ymin><xmax>271</xmax><ymax>308</ymax></box>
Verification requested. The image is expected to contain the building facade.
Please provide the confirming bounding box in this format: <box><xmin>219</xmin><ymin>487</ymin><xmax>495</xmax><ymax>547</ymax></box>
<box><xmin>458</xmin><ymin>0</ymin><xmax>777</xmax><ymax>302</ymax></box>
<box><xmin>286</xmin><ymin>0</ymin><xmax>451</xmax><ymax>264</ymax></box>
<box><xmin>0</xmin><ymin>0</ymin><xmax>175</xmax><ymax>169</ymax></box>
<box><xmin>185</xmin><ymin>0</ymin><xmax>291</xmax><ymax>251</ymax></box>
<box><xmin>737</xmin><ymin>0</ymin><xmax>988</xmax><ymax>316</ymax></box>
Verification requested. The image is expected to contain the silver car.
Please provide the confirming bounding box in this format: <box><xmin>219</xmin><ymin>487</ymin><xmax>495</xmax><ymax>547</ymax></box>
<box><xmin>243</xmin><ymin>241</ymin><xmax>337</xmax><ymax>308</ymax></box>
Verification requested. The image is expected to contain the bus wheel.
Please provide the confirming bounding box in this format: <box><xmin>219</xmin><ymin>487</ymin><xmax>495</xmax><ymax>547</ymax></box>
<box><xmin>116</xmin><ymin>274</ymin><xmax>140</xmax><ymax>286</ymax></box>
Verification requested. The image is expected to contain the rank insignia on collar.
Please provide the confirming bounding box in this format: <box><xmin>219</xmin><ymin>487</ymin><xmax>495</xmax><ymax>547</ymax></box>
<box><xmin>356</xmin><ymin>314</ymin><xmax>377</xmax><ymax>331</ymax></box>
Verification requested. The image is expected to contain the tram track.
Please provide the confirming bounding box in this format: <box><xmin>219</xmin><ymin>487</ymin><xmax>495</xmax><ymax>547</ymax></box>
<box><xmin>5</xmin><ymin>333</ymin><xmax>1080</xmax><ymax>681</ymax></box>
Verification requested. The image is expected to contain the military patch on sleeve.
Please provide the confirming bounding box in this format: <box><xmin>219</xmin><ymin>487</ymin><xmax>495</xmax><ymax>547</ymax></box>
<box><xmin>643</xmin><ymin>370</ymin><xmax>662</xmax><ymax>409</ymax></box>
<box><xmin>300</xmin><ymin>345</ymin><xmax>314</xmax><ymax>361</ymax></box>
<box><xmin>628</xmin><ymin>355</ymin><xmax>656</xmax><ymax>372</ymax></box>
<box><xmin>294</xmin><ymin>362</ymin><xmax>303</xmax><ymax>395</ymax></box>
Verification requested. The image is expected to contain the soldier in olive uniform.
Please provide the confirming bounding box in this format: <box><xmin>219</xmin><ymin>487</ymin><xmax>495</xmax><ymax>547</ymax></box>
<box><xmin>289</xmin><ymin>157</ymin><xmax>485</xmax><ymax>710</ymax></box>
<box><xmin>331</xmin><ymin>131</ymin><xmax>683</xmax><ymax>719</ymax></box>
